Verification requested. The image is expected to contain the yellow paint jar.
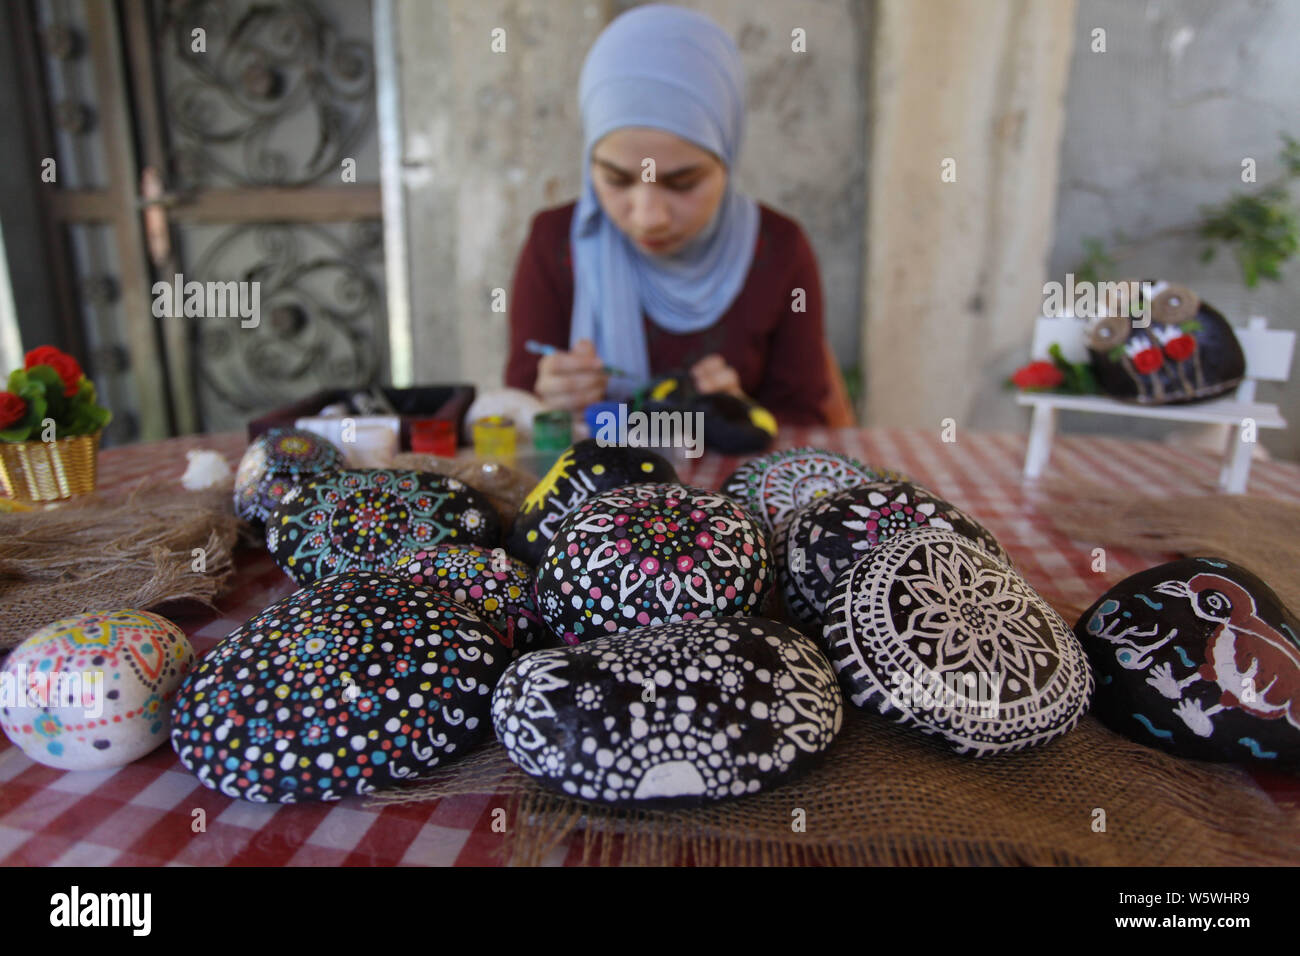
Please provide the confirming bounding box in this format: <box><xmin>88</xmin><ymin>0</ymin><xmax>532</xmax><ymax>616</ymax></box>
<box><xmin>472</xmin><ymin>415</ymin><xmax>516</xmax><ymax>462</ymax></box>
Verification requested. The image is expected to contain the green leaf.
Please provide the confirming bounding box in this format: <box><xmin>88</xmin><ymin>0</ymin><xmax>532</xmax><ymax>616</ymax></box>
<box><xmin>1047</xmin><ymin>342</ymin><xmax>1100</xmax><ymax>395</ymax></box>
<box><xmin>1242</xmin><ymin>256</ymin><xmax>1259</xmax><ymax>287</ymax></box>
<box><xmin>60</xmin><ymin>399</ymin><xmax>110</xmax><ymax>437</ymax></box>
<box><xmin>26</xmin><ymin>364</ymin><xmax>63</xmax><ymax>391</ymax></box>
<box><xmin>1073</xmin><ymin>236</ymin><xmax>1116</xmax><ymax>286</ymax></box>
<box><xmin>42</xmin><ymin>391</ymin><xmax>68</xmax><ymax>427</ymax></box>
<box><xmin>1198</xmin><ymin>177</ymin><xmax>1298</xmax><ymax>286</ymax></box>
<box><xmin>0</xmin><ymin>390</ymin><xmax>46</xmax><ymax>442</ymax></box>
<box><xmin>1280</xmin><ymin>133</ymin><xmax>1300</xmax><ymax>178</ymax></box>
<box><xmin>14</xmin><ymin>379</ymin><xmax>43</xmax><ymax>403</ymax></box>
<box><xmin>839</xmin><ymin>364</ymin><xmax>862</xmax><ymax>408</ymax></box>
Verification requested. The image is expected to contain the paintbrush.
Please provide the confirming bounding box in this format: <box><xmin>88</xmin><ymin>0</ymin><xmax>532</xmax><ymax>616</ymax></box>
<box><xmin>525</xmin><ymin>339</ymin><xmax>632</xmax><ymax>379</ymax></box>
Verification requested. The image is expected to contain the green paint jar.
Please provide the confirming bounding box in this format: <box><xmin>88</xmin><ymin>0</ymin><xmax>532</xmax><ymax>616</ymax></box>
<box><xmin>533</xmin><ymin>410</ymin><xmax>572</xmax><ymax>452</ymax></box>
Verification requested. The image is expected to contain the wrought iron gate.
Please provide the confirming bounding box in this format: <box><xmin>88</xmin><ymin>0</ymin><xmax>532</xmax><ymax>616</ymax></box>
<box><xmin>10</xmin><ymin>0</ymin><xmax>388</xmax><ymax>443</ymax></box>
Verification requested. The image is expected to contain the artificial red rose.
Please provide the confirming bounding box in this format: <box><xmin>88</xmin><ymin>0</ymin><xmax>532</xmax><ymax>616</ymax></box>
<box><xmin>1010</xmin><ymin>361</ymin><xmax>1065</xmax><ymax>390</ymax></box>
<box><xmin>24</xmin><ymin>345</ymin><xmax>83</xmax><ymax>397</ymax></box>
<box><xmin>0</xmin><ymin>391</ymin><xmax>26</xmax><ymax>429</ymax></box>
<box><xmin>24</xmin><ymin>345</ymin><xmax>64</xmax><ymax>369</ymax></box>
<box><xmin>1163</xmin><ymin>335</ymin><xmax>1196</xmax><ymax>362</ymax></box>
<box><xmin>1131</xmin><ymin>347</ymin><xmax>1164</xmax><ymax>375</ymax></box>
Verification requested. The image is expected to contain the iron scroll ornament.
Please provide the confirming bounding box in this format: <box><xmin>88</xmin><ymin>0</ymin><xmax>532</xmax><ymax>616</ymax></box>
<box><xmin>187</xmin><ymin>221</ymin><xmax>383</xmax><ymax>426</ymax></box>
<box><xmin>163</xmin><ymin>0</ymin><xmax>375</xmax><ymax>187</ymax></box>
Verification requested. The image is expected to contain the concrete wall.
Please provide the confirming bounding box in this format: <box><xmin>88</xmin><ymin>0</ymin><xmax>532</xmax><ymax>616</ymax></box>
<box><xmin>1048</xmin><ymin>0</ymin><xmax>1300</xmax><ymax>460</ymax></box>
<box><xmin>682</xmin><ymin>0</ymin><xmax>870</xmax><ymax>361</ymax></box>
<box><xmin>392</xmin><ymin>0</ymin><xmax>607</xmax><ymax>387</ymax></box>
<box><xmin>391</xmin><ymin>0</ymin><xmax>870</xmax><ymax>387</ymax></box>
<box><xmin>862</xmin><ymin>0</ymin><xmax>1077</xmax><ymax>432</ymax></box>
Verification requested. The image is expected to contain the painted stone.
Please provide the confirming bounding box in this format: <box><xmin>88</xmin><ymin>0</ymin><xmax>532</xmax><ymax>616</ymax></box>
<box><xmin>720</xmin><ymin>446</ymin><xmax>906</xmax><ymax>537</ymax></box>
<box><xmin>0</xmin><ymin>610</ymin><xmax>195</xmax><ymax>771</ymax></box>
<box><xmin>234</xmin><ymin>428</ymin><xmax>344</xmax><ymax>525</ymax></box>
<box><xmin>266</xmin><ymin>468</ymin><xmax>500</xmax><ymax>586</ymax></box>
<box><xmin>170</xmin><ymin>572</ymin><xmax>508</xmax><ymax>802</ymax></box>
<box><xmin>782</xmin><ymin>481</ymin><xmax>1009</xmax><ymax>635</ymax></box>
<box><xmin>823</xmin><ymin>528</ymin><xmax>1092</xmax><ymax>755</ymax></box>
<box><xmin>506</xmin><ymin>438</ymin><xmax>678</xmax><ymax>565</ymax></box>
<box><xmin>1086</xmin><ymin>282</ymin><xmax>1246</xmax><ymax>404</ymax></box>
<box><xmin>639</xmin><ymin>374</ymin><xmax>777</xmax><ymax>455</ymax></box>
<box><xmin>390</xmin><ymin>544</ymin><xmax>549</xmax><ymax>658</ymax></box>
<box><xmin>535</xmin><ymin>482</ymin><xmax>770</xmax><ymax>644</ymax></box>
<box><xmin>491</xmin><ymin>616</ymin><xmax>843</xmax><ymax>806</ymax></box>
<box><xmin>1074</xmin><ymin>557</ymin><xmax>1300</xmax><ymax>766</ymax></box>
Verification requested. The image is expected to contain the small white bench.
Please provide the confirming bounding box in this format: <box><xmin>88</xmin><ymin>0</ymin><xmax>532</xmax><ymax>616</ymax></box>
<box><xmin>1018</xmin><ymin>315</ymin><xmax>1294</xmax><ymax>493</ymax></box>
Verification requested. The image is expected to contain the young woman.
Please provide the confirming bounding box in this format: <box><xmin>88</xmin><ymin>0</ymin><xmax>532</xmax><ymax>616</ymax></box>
<box><xmin>505</xmin><ymin>4</ymin><xmax>834</xmax><ymax>426</ymax></box>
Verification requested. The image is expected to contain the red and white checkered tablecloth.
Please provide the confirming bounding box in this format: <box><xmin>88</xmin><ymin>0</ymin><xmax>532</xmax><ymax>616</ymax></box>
<box><xmin>2</xmin><ymin>427</ymin><xmax>1298</xmax><ymax>866</ymax></box>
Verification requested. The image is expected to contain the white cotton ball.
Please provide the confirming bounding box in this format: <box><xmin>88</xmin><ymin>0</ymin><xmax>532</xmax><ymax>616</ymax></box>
<box><xmin>181</xmin><ymin>449</ymin><xmax>233</xmax><ymax>490</ymax></box>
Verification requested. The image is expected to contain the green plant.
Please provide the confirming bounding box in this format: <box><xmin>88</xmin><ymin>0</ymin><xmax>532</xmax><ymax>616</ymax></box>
<box><xmin>1076</xmin><ymin>133</ymin><xmax>1300</xmax><ymax>288</ymax></box>
<box><xmin>1074</xmin><ymin>237</ymin><xmax>1117</xmax><ymax>288</ymax></box>
<box><xmin>840</xmin><ymin>363</ymin><xmax>862</xmax><ymax>409</ymax></box>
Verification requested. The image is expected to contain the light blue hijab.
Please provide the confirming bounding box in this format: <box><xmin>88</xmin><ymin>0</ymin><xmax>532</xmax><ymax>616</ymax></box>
<box><xmin>571</xmin><ymin>4</ymin><xmax>759</xmax><ymax>398</ymax></box>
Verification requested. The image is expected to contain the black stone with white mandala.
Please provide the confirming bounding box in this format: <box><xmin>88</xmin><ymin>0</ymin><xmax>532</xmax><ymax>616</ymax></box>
<box><xmin>822</xmin><ymin>528</ymin><xmax>1092</xmax><ymax>755</ymax></box>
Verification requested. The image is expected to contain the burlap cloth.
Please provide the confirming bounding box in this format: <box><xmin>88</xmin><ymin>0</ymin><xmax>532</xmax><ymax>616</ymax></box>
<box><xmin>0</xmin><ymin>480</ymin><xmax>242</xmax><ymax>650</ymax></box>
<box><xmin>0</xmin><ymin>454</ymin><xmax>525</xmax><ymax>652</ymax></box>
<box><xmin>369</xmin><ymin>485</ymin><xmax>1300</xmax><ymax>866</ymax></box>
<box><xmin>371</xmin><ymin>711</ymin><xmax>1299</xmax><ymax>866</ymax></box>
<box><xmin>1044</xmin><ymin>483</ymin><xmax>1300</xmax><ymax>611</ymax></box>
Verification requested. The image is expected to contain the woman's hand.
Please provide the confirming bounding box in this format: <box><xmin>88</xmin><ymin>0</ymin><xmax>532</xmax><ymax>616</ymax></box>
<box><xmin>690</xmin><ymin>353</ymin><xmax>744</xmax><ymax>398</ymax></box>
<box><xmin>535</xmin><ymin>338</ymin><xmax>609</xmax><ymax>412</ymax></box>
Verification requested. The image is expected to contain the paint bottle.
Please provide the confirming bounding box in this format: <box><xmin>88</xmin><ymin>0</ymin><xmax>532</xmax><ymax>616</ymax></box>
<box><xmin>583</xmin><ymin>401</ymin><xmax>622</xmax><ymax>438</ymax></box>
<box><xmin>472</xmin><ymin>415</ymin><xmax>516</xmax><ymax>462</ymax></box>
<box><xmin>533</xmin><ymin>409</ymin><xmax>572</xmax><ymax>473</ymax></box>
<box><xmin>411</xmin><ymin>419</ymin><xmax>457</xmax><ymax>457</ymax></box>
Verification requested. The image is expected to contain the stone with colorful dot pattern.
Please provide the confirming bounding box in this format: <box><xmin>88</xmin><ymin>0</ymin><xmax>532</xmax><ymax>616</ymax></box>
<box><xmin>505</xmin><ymin>438</ymin><xmax>678</xmax><ymax>565</ymax></box>
<box><xmin>822</xmin><ymin>528</ymin><xmax>1092</xmax><ymax>756</ymax></box>
<box><xmin>170</xmin><ymin>571</ymin><xmax>508</xmax><ymax>802</ymax></box>
<box><xmin>266</xmin><ymin>468</ymin><xmax>500</xmax><ymax>586</ymax></box>
<box><xmin>0</xmin><ymin>609</ymin><xmax>195</xmax><ymax>771</ymax></box>
<box><xmin>390</xmin><ymin>544</ymin><xmax>550</xmax><ymax>658</ymax></box>
<box><xmin>491</xmin><ymin>616</ymin><xmax>844</xmax><ymax>807</ymax></box>
<box><xmin>535</xmin><ymin>482</ymin><xmax>771</xmax><ymax>644</ymax></box>
<box><xmin>1074</xmin><ymin>557</ymin><xmax>1300</xmax><ymax>767</ymax></box>
<box><xmin>234</xmin><ymin>427</ymin><xmax>344</xmax><ymax>526</ymax></box>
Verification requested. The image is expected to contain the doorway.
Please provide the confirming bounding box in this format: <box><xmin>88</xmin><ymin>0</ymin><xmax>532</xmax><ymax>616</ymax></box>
<box><xmin>1</xmin><ymin>0</ymin><xmax>388</xmax><ymax>443</ymax></box>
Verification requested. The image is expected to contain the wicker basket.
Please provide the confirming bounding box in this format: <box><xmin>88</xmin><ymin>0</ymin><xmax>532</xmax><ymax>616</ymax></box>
<box><xmin>0</xmin><ymin>431</ymin><xmax>101</xmax><ymax>502</ymax></box>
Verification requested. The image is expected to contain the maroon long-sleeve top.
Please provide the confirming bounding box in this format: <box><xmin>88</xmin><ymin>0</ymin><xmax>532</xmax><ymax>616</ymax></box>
<box><xmin>504</xmin><ymin>201</ymin><xmax>830</xmax><ymax>425</ymax></box>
